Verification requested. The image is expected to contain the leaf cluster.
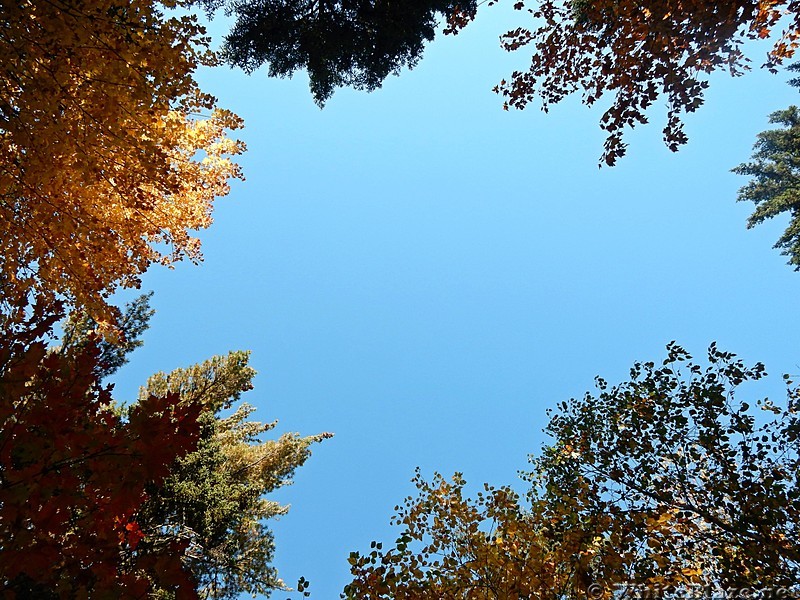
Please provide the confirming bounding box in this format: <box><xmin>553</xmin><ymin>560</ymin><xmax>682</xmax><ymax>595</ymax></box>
<box><xmin>534</xmin><ymin>342</ymin><xmax>800</xmax><ymax>590</ymax></box>
<box><xmin>0</xmin><ymin>299</ymin><xmax>203</xmax><ymax>597</ymax></box>
<box><xmin>343</xmin><ymin>471</ymin><xmax>560</xmax><ymax>599</ymax></box>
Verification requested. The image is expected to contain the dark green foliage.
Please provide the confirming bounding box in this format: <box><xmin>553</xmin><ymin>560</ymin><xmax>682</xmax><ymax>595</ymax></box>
<box><xmin>201</xmin><ymin>0</ymin><xmax>476</xmax><ymax>104</ymax></box>
<box><xmin>137</xmin><ymin>352</ymin><xmax>332</xmax><ymax>599</ymax></box>
<box><xmin>138</xmin><ymin>408</ymin><xmax>281</xmax><ymax>599</ymax></box>
<box><xmin>734</xmin><ymin>64</ymin><xmax>800</xmax><ymax>268</ymax></box>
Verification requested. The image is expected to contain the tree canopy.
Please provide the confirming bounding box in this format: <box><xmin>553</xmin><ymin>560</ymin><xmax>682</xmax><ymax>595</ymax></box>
<box><xmin>344</xmin><ymin>343</ymin><xmax>800</xmax><ymax>598</ymax></box>
<box><xmin>198</xmin><ymin>0</ymin><xmax>476</xmax><ymax>105</ymax></box>
<box><xmin>484</xmin><ymin>0</ymin><xmax>800</xmax><ymax>164</ymax></box>
<box><xmin>7</xmin><ymin>0</ymin><xmax>800</xmax><ymax>596</ymax></box>
<box><xmin>197</xmin><ymin>0</ymin><xmax>800</xmax><ymax>163</ymax></box>
<box><xmin>0</xmin><ymin>298</ymin><xmax>203</xmax><ymax>597</ymax></box>
<box><xmin>0</xmin><ymin>0</ymin><xmax>243</xmax><ymax>320</ymax></box>
<box><xmin>343</xmin><ymin>470</ymin><xmax>583</xmax><ymax>599</ymax></box>
<box><xmin>138</xmin><ymin>351</ymin><xmax>333</xmax><ymax>599</ymax></box>
<box><xmin>0</xmin><ymin>296</ymin><xmax>329</xmax><ymax>598</ymax></box>
<box><xmin>532</xmin><ymin>342</ymin><xmax>800</xmax><ymax>590</ymax></box>
<box><xmin>0</xmin><ymin>1</ymin><xmax>333</xmax><ymax>595</ymax></box>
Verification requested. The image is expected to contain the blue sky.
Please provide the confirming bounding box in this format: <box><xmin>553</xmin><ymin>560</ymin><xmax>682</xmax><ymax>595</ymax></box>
<box><xmin>113</xmin><ymin>4</ymin><xmax>800</xmax><ymax>598</ymax></box>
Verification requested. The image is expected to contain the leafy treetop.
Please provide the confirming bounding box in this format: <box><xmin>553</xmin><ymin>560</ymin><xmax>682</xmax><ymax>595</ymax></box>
<box><xmin>533</xmin><ymin>341</ymin><xmax>800</xmax><ymax>590</ymax></box>
<box><xmin>343</xmin><ymin>470</ymin><xmax>591</xmax><ymax>599</ymax></box>
<box><xmin>44</xmin><ymin>293</ymin><xmax>332</xmax><ymax>599</ymax></box>
<box><xmin>199</xmin><ymin>0</ymin><xmax>800</xmax><ymax>164</ymax></box>
<box><xmin>138</xmin><ymin>351</ymin><xmax>333</xmax><ymax>599</ymax></box>
<box><xmin>0</xmin><ymin>0</ymin><xmax>244</xmax><ymax>321</ymax></box>
<box><xmin>199</xmin><ymin>0</ymin><xmax>477</xmax><ymax>105</ymax></box>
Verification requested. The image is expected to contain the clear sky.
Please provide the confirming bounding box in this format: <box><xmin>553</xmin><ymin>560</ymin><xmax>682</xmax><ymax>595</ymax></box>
<box><xmin>112</xmin><ymin>5</ymin><xmax>800</xmax><ymax>598</ymax></box>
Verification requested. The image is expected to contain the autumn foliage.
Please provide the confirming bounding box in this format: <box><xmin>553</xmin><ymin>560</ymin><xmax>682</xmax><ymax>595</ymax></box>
<box><xmin>0</xmin><ymin>0</ymin><xmax>243</xmax><ymax>319</ymax></box>
<box><xmin>448</xmin><ymin>0</ymin><xmax>800</xmax><ymax>163</ymax></box>
<box><xmin>343</xmin><ymin>472</ymin><xmax>578</xmax><ymax>599</ymax></box>
<box><xmin>0</xmin><ymin>299</ymin><xmax>203</xmax><ymax>597</ymax></box>
<box><xmin>345</xmin><ymin>344</ymin><xmax>800</xmax><ymax>598</ymax></box>
<box><xmin>15</xmin><ymin>0</ymin><xmax>800</xmax><ymax>596</ymax></box>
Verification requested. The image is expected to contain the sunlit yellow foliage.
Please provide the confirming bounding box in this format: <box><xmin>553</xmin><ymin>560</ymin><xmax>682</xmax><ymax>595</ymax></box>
<box><xmin>343</xmin><ymin>472</ymin><xmax>708</xmax><ymax>600</ymax></box>
<box><xmin>0</xmin><ymin>0</ymin><xmax>243</xmax><ymax>319</ymax></box>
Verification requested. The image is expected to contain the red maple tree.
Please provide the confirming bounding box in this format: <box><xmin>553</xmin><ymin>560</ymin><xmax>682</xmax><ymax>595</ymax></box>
<box><xmin>0</xmin><ymin>298</ymin><xmax>203</xmax><ymax>598</ymax></box>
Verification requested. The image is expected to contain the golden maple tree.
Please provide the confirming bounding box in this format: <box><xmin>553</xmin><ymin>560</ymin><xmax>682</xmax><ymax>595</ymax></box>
<box><xmin>0</xmin><ymin>0</ymin><xmax>243</xmax><ymax>321</ymax></box>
